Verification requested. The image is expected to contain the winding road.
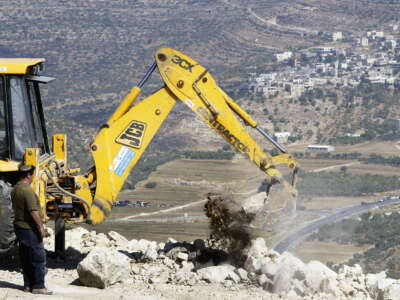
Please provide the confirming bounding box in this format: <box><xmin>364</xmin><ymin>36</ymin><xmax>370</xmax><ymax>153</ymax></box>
<box><xmin>112</xmin><ymin>199</ymin><xmax>208</xmax><ymax>222</ymax></box>
<box><xmin>274</xmin><ymin>197</ymin><xmax>400</xmax><ymax>253</ymax></box>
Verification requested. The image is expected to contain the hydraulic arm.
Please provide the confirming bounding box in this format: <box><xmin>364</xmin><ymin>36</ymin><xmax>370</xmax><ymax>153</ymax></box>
<box><xmin>86</xmin><ymin>47</ymin><xmax>298</xmax><ymax>224</ymax></box>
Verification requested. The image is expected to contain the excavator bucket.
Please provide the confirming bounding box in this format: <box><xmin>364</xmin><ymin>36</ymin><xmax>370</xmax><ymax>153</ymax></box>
<box><xmin>205</xmin><ymin>180</ymin><xmax>297</xmax><ymax>254</ymax></box>
<box><xmin>153</xmin><ymin>47</ymin><xmax>300</xmax><ymax>245</ymax></box>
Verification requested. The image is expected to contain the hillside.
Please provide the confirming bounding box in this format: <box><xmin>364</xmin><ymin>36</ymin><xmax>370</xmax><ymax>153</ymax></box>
<box><xmin>1</xmin><ymin>1</ymin><xmax>399</xmax><ymax>156</ymax></box>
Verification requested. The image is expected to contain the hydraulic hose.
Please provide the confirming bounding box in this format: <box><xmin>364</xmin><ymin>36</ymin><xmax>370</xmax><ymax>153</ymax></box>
<box><xmin>44</xmin><ymin>168</ymin><xmax>92</xmax><ymax>223</ymax></box>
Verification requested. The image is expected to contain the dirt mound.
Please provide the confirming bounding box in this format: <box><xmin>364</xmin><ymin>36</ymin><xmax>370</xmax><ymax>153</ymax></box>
<box><xmin>1</xmin><ymin>225</ymin><xmax>399</xmax><ymax>299</ymax></box>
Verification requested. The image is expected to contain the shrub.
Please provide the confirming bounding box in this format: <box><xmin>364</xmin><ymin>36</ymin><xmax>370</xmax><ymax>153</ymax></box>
<box><xmin>145</xmin><ymin>182</ymin><xmax>157</xmax><ymax>189</ymax></box>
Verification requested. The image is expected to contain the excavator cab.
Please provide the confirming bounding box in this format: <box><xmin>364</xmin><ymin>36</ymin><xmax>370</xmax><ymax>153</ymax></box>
<box><xmin>0</xmin><ymin>59</ymin><xmax>53</xmax><ymax>251</ymax></box>
<box><xmin>0</xmin><ymin>59</ymin><xmax>51</xmax><ymax>163</ymax></box>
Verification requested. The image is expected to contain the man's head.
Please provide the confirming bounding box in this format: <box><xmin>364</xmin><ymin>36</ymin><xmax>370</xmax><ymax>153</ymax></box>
<box><xmin>18</xmin><ymin>164</ymin><xmax>35</xmax><ymax>183</ymax></box>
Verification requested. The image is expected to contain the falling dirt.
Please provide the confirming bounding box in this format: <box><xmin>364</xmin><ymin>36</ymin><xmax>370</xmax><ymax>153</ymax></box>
<box><xmin>204</xmin><ymin>193</ymin><xmax>255</xmax><ymax>265</ymax></box>
<box><xmin>204</xmin><ymin>182</ymin><xmax>297</xmax><ymax>265</ymax></box>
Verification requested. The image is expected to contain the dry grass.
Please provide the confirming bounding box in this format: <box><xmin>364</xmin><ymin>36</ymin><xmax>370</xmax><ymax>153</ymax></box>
<box><xmin>82</xmin><ymin>156</ymin><xmax>266</xmax><ymax>242</ymax></box>
<box><xmin>93</xmin><ymin>218</ymin><xmax>210</xmax><ymax>243</ymax></box>
<box><xmin>333</xmin><ymin>141</ymin><xmax>400</xmax><ymax>157</ymax></box>
<box><xmin>294</xmin><ymin>241</ymin><xmax>372</xmax><ymax>264</ymax></box>
<box><xmin>300</xmin><ymin>196</ymin><xmax>377</xmax><ymax>210</ymax></box>
<box><xmin>295</xmin><ymin>159</ymin><xmax>399</xmax><ymax>176</ymax></box>
<box><xmin>287</xmin><ymin>141</ymin><xmax>400</xmax><ymax>157</ymax></box>
<box><xmin>343</xmin><ymin>163</ymin><xmax>400</xmax><ymax>176</ymax></box>
<box><xmin>296</xmin><ymin>159</ymin><xmax>350</xmax><ymax>172</ymax></box>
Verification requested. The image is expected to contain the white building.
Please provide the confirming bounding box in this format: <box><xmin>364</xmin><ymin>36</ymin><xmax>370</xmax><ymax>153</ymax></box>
<box><xmin>285</xmin><ymin>83</ymin><xmax>304</xmax><ymax>97</ymax></box>
<box><xmin>307</xmin><ymin>145</ymin><xmax>335</xmax><ymax>152</ymax></box>
<box><xmin>367</xmin><ymin>31</ymin><xmax>385</xmax><ymax>40</ymax></box>
<box><xmin>260</xmin><ymin>86</ymin><xmax>278</xmax><ymax>95</ymax></box>
<box><xmin>367</xmin><ymin>71</ymin><xmax>385</xmax><ymax>84</ymax></box>
<box><xmin>258</xmin><ymin>73</ymin><xmax>277</xmax><ymax>81</ymax></box>
<box><xmin>312</xmin><ymin>47</ymin><xmax>336</xmax><ymax>55</ymax></box>
<box><xmin>345</xmin><ymin>133</ymin><xmax>361</xmax><ymax>137</ymax></box>
<box><xmin>361</xmin><ymin>37</ymin><xmax>369</xmax><ymax>47</ymax></box>
<box><xmin>275</xmin><ymin>51</ymin><xmax>293</xmax><ymax>63</ymax></box>
<box><xmin>332</xmin><ymin>32</ymin><xmax>343</xmax><ymax>41</ymax></box>
<box><xmin>274</xmin><ymin>132</ymin><xmax>291</xmax><ymax>143</ymax></box>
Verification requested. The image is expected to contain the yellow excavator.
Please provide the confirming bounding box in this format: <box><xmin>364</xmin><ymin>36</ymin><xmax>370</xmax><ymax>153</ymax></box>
<box><xmin>0</xmin><ymin>47</ymin><xmax>298</xmax><ymax>254</ymax></box>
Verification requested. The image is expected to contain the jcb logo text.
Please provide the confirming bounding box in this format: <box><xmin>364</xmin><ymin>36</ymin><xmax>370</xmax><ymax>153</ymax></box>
<box><xmin>171</xmin><ymin>55</ymin><xmax>194</xmax><ymax>72</ymax></box>
<box><xmin>116</xmin><ymin>121</ymin><xmax>146</xmax><ymax>149</ymax></box>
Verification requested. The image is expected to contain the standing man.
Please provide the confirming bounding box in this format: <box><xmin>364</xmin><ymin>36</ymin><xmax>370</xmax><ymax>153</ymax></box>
<box><xmin>11</xmin><ymin>164</ymin><xmax>53</xmax><ymax>295</ymax></box>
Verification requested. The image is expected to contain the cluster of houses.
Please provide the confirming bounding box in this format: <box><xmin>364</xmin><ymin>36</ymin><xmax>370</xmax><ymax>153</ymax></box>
<box><xmin>249</xmin><ymin>26</ymin><xmax>400</xmax><ymax>151</ymax></box>
<box><xmin>246</xmin><ymin>26</ymin><xmax>400</xmax><ymax>98</ymax></box>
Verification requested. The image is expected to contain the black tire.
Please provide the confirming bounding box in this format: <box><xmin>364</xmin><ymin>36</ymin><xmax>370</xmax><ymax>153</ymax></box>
<box><xmin>0</xmin><ymin>179</ymin><xmax>15</xmax><ymax>252</ymax></box>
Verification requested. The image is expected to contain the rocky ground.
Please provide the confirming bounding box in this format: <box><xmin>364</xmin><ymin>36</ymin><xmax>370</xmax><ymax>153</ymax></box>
<box><xmin>1</xmin><ymin>226</ymin><xmax>400</xmax><ymax>300</ymax></box>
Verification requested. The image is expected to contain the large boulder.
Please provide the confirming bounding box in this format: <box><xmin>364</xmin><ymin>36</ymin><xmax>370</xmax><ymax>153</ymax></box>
<box><xmin>337</xmin><ymin>264</ymin><xmax>370</xmax><ymax>297</ymax></box>
<box><xmin>65</xmin><ymin>227</ymin><xmax>89</xmax><ymax>252</ymax></box>
<box><xmin>77</xmin><ymin>246</ymin><xmax>131</xmax><ymax>288</ymax></box>
<box><xmin>127</xmin><ymin>238</ymin><xmax>159</xmax><ymax>261</ymax></box>
<box><xmin>365</xmin><ymin>271</ymin><xmax>387</xmax><ymax>290</ymax></box>
<box><xmin>304</xmin><ymin>260</ymin><xmax>337</xmax><ymax>293</ymax></box>
<box><xmin>94</xmin><ymin>233</ymin><xmax>111</xmax><ymax>247</ymax></box>
<box><xmin>197</xmin><ymin>265</ymin><xmax>236</xmax><ymax>283</ymax></box>
<box><xmin>244</xmin><ymin>237</ymin><xmax>279</xmax><ymax>276</ymax></box>
<box><xmin>370</xmin><ymin>278</ymin><xmax>400</xmax><ymax>300</ymax></box>
<box><xmin>272</xmin><ymin>252</ymin><xmax>306</xmax><ymax>294</ymax></box>
<box><xmin>320</xmin><ymin>277</ymin><xmax>342</xmax><ymax>297</ymax></box>
<box><xmin>246</xmin><ymin>237</ymin><xmax>278</xmax><ymax>261</ymax></box>
<box><xmin>107</xmin><ymin>231</ymin><xmax>128</xmax><ymax>248</ymax></box>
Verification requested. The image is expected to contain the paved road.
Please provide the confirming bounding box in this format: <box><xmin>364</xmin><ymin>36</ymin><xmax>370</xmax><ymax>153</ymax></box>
<box><xmin>311</xmin><ymin>162</ymin><xmax>359</xmax><ymax>173</ymax></box>
<box><xmin>113</xmin><ymin>199</ymin><xmax>208</xmax><ymax>222</ymax></box>
<box><xmin>274</xmin><ymin>197</ymin><xmax>400</xmax><ymax>253</ymax></box>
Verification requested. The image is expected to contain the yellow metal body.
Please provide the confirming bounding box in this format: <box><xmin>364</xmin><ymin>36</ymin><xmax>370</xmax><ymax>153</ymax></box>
<box><xmin>88</xmin><ymin>47</ymin><xmax>298</xmax><ymax>224</ymax></box>
<box><xmin>0</xmin><ymin>58</ymin><xmax>44</xmax><ymax>74</ymax></box>
<box><xmin>0</xmin><ymin>161</ymin><xmax>20</xmax><ymax>172</ymax></box>
<box><xmin>89</xmin><ymin>87</ymin><xmax>177</xmax><ymax>223</ymax></box>
<box><xmin>0</xmin><ymin>48</ymin><xmax>298</xmax><ymax>227</ymax></box>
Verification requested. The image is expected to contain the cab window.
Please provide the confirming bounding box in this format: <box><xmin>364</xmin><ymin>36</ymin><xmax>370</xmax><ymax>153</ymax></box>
<box><xmin>10</xmin><ymin>76</ymin><xmax>36</xmax><ymax>160</ymax></box>
<box><xmin>26</xmin><ymin>81</ymin><xmax>46</xmax><ymax>153</ymax></box>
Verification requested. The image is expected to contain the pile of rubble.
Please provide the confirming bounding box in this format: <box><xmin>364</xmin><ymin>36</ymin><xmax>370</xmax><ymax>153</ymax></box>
<box><xmin>43</xmin><ymin>227</ymin><xmax>400</xmax><ymax>299</ymax></box>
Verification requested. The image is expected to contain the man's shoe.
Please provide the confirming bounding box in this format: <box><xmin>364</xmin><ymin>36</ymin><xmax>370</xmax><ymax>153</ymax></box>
<box><xmin>32</xmin><ymin>288</ymin><xmax>53</xmax><ymax>295</ymax></box>
<box><xmin>23</xmin><ymin>287</ymin><xmax>31</xmax><ymax>292</ymax></box>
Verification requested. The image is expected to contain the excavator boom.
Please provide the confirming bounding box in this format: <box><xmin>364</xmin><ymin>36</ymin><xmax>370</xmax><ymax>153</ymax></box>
<box><xmin>88</xmin><ymin>47</ymin><xmax>298</xmax><ymax>224</ymax></box>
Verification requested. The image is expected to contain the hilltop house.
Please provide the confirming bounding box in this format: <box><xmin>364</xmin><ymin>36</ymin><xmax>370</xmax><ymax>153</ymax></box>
<box><xmin>307</xmin><ymin>145</ymin><xmax>335</xmax><ymax>152</ymax></box>
<box><xmin>274</xmin><ymin>132</ymin><xmax>291</xmax><ymax>143</ymax></box>
<box><xmin>332</xmin><ymin>32</ymin><xmax>343</xmax><ymax>41</ymax></box>
<box><xmin>275</xmin><ymin>51</ymin><xmax>293</xmax><ymax>63</ymax></box>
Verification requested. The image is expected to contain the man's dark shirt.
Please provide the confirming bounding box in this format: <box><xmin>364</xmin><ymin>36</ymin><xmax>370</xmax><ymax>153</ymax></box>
<box><xmin>11</xmin><ymin>181</ymin><xmax>42</xmax><ymax>230</ymax></box>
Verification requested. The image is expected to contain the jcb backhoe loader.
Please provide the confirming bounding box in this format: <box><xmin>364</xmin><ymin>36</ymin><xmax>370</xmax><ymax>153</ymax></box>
<box><xmin>0</xmin><ymin>48</ymin><xmax>298</xmax><ymax>254</ymax></box>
